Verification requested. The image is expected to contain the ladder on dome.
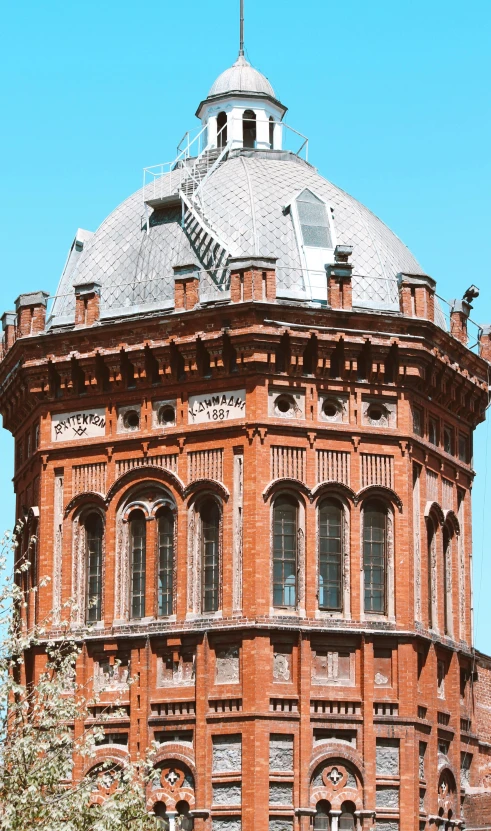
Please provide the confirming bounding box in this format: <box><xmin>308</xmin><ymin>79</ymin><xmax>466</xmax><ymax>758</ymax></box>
<box><xmin>143</xmin><ymin>124</ymin><xmax>235</xmax><ymax>273</ymax></box>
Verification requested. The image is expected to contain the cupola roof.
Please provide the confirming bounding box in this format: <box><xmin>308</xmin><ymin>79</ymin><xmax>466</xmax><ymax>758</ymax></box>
<box><xmin>207</xmin><ymin>54</ymin><xmax>275</xmax><ymax>98</ymax></box>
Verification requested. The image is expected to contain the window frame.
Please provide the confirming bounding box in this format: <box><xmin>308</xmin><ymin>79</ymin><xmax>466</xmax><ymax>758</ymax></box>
<box><xmin>362</xmin><ymin>500</ymin><xmax>388</xmax><ymax>615</ymax></box>
<box><xmin>85</xmin><ymin>511</ymin><xmax>104</xmax><ymax>624</ymax></box>
<box><xmin>200</xmin><ymin>499</ymin><xmax>221</xmax><ymax>614</ymax></box>
<box><xmin>318</xmin><ymin>498</ymin><xmax>344</xmax><ymax>612</ymax></box>
<box><xmin>157</xmin><ymin>507</ymin><xmax>175</xmax><ymax>617</ymax></box>
<box><xmin>272</xmin><ymin>494</ymin><xmax>299</xmax><ymax>609</ymax></box>
<box><xmin>129</xmin><ymin>509</ymin><xmax>146</xmax><ymax>620</ymax></box>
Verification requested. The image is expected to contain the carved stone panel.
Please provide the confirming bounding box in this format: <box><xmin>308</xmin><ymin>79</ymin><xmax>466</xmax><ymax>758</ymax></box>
<box><xmin>376</xmin><ymin>786</ymin><xmax>399</xmax><ymax>808</ymax></box>
<box><xmin>212</xmin><ymin>783</ymin><xmax>242</xmax><ymax>805</ymax></box>
<box><xmin>419</xmin><ymin>742</ymin><xmax>426</xmax><ymax>780</ymax></box>
<box><xmin>269</xmin><ymin>783</ymin><xmax>293</xmax><ymax>805</ymax></box>
<box><xmin>374</xmin><ymin>648</ymin><xmax>392</xmax><ymax>687</ymax></box>
<box><xmin>212</xmin><ymin>820</ymin><xmax>242</xmax><ymax>831</ymax></box>
<box><xmin>376</xmin><ymin>739</ymin><xmax>400</xmax><ymax>775</ymax></box>
<box><xmin>212</xmin><ymin>735</ymin><xmax>242</xmax><ymax>773</ymax></box>
<box><xmin>93</xmin><ymin>659</ymin><xmax>129</xmax><ymax>693</ymax></box>
<box><xmin>311</xmin><ymin>649</ymin><xmax>353</xmax><ymax>685</ymax></box>
<box><xmin>269</xmin><ymin>821</ymin><xmax>293</xmax><ymax>831</ymax></box>
<box><xmin>215</xmin><ymin>647</ymin><xmax>240</xmax><ymax>684</ymax></box>
<box><xmin>157</xmin><ymin>652</ymin><xmax>195</xmax><ymax>688</ymax></box>
<box><xmin>269</xmin><ymin>735</ymin><xmax>294</xmax><ymax>772</ymax></box>
<box><xmin>375</xmin><ymin>823</ymin><xmax>399</xmax><ymax>831</ymax></box>
<box><xmin>273</xmin><ymin>651</ymin><xmax>292</xmax><ymax>683</ymax></box>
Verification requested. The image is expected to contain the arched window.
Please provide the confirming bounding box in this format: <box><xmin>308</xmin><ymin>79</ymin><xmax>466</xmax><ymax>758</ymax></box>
<box><xmin>273</xmin><ymin>496</ymin><xmax>298</xmax><ymax>608</ymax></box>
<box><xmin>158</xmin><ymin>508</ymin><xmax>174</xmax><ymax>617</ymax></box>
<box><xmin>201</xmin><ymin>501</ymin><xmax>220</xmax><ymax>612</ymax></box>
<box><xmin>339</xmin><ymin>801</ymin><xmax>356</xmax><ymax>831</ymax></box>
<box><xmin>363</xmin><ymin>500</ymin><xmax>386</xmax><ymax>614</ymax></box>
<box><xmin>314</xmin><ymin>800</ymin><xmax>331</xmax><ymax>830</ymax></box>
<box><xmin>318</xmin><ymin>499</ymin><xmax>343</xmax><ymax>611</ymax></box>
<box><xmin>443</xmin><ymin>524</ymin><xmax>452</xmax><ymax>635</ymax></box>
<box><xmin>269</xmin><ymin>116</ymin><xmax>275</xmax><ymax>149</ymax></box>
<box><xmin>86</xmin><ymin>512</ymin><xmax>103</xmax><ymax>623</ymax></box>
<box><xmin>243</xmin><ymin>109</ymin><xmax>256</xmax><ymax>148</ymax></box>
<box><xmin>217</xmin><ymin>111</ymin><xmax>227</xmax><ymax>148</ymax></box>
<box><xmin>130</xmin><ymin>510</ymin><xmax>146</xmax><ymax>619</ymax></box>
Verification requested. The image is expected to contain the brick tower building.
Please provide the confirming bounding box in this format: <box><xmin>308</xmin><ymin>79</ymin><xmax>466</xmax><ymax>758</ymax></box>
<box><xmin>1</xmin><ymin>34</ymin><xmax>491</xmax><ymax>831</ymax></box>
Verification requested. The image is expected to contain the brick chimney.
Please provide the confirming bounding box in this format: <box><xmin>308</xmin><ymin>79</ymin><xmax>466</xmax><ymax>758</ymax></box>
<box><xmin>15</xmin><ymin>291</ymin><xmax>49</xmax><ymax>337</ymax></box>
<box><xmin>74</xmin><ymin>281</ymin><xmax>102</xmax><ymax>327</ymax></box>
<box><xmin>398</xmin><ymin>273</ymin><xmax>436</xmax><ymax>321</ymax></box>
<box><xmin>479</xmin><ymin>324</ymin><xmax>491</xmax><ymax>363</ymax></box>
<box><xmin>1</xmin><ymin>311</ymin><xmax>16</xmax><ymax>352</ymax></box>
<box><xmin>229</xmin><ymin>257</ymin><xmax>277</xmax><ymax>302</ymax></box>
<box><xmin>173</xmin><ymin>265</ymin><xmax>200</xmax><ymax>311</ymax></box>
<box><xmin>326</xmin><ymin>245</ymin><xmax>353</xmax><ymax>310</ymax></box>
<box><xmin>450</xmin><ymin>299</ymin><xmax>471</xmax><ymax>345</ymax></box>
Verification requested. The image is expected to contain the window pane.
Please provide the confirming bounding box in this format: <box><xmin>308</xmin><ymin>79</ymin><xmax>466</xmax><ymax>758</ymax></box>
<box><xmin>201</xmin><ymin>502</ymin><xmax>220</xmax><ymax>613</ymax></box>
<box><xmin>130</xmin><ymin>514</ymin><xmax>146</xmax><ymax>619</ymax></box>
<box><xmin>297</xmin><ymin>190</ymin><xmax>332</xmax><ymax>249</ymax></box>
<box><xmin>363</xmin><ymin>504</ymin><xmax>386</xmax><ymax>614</ymax></box>
<box><xmin>272</xmin><ymin>497</ymin><xmax>298</xmax><ymax>607</ymax></box>
<box><xmin>86</xmin><ymin>513</ymin><xmax>103</xmax><ymax>623</ymax></box>
<box><xmin>318</xmin><ymin>501</ymin><xmax>342</xmax><ymax>611</ymax></box>
<box><xmin>158</xmin><ymin>511</ymin><xmax>174</xmax><ymax>617</ymax></box>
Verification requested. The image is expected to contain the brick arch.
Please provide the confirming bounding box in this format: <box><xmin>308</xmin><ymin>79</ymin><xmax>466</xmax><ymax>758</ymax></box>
<box><xmin>356</xmin><ymin>485</ymin><xmax>403</xmax><ymax>512</ymax></box>
<box><xmin>82</xmin><ymin>746</ymin><xmax>128</xmax><ymax>778</ymax></box>
<box><xmin>263</xmin><ymin>477</ymin><xmax>311</xmax><ymax>502</ymax></box>
<box><xmin>444</xmin><ymin>509</ymin><xmax>460</xmax><ymax>535</ymax></box>
<box><xmin>105</xmin><ymin>466</ymin><xmax>184</xmax><ymax>506</ymax></box>
<box><xmin>147</xmin><ymin>752</ymin><xmax>196</xmax><ymax>812</ymax></box>
<box><xmin>424</xmin><ymin>500</ymin><xmax>445</xmax><ymax>525</ymax></box>
<box><xmin>64</xmin><ymin>490</ymin><xmax>106</xmax><ymax>519</ymax></box>
<box><xmin>184</xmin><ymin>478</ymin><xmax>229</xmax><ymax>502</ymax></box>
<box><xmin>310</xmin><ymin>481</ymin><xmax>356</xmax><ymax>504</ymax></box>
<box><xmin>309</xmin><ymin>743</ymin><xmax>365</xmax><ymax>783</ymax></box>
<box><xmin>151</xmin><ymin>745</ymin><xmax>196</xmax><ymax>776</ymax></box>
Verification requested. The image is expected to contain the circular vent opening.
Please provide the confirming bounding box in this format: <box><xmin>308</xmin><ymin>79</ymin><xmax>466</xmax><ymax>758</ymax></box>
<box><xmin>275</xmin><ymin>394</ymin><xmax>296</xmax><ymax>417</ymax></box>
<box><xmin>367</xmin><ymin>404</ymin><xmax>386</xmax><ymax>424</ymax></box>
<box><xmin>123</xmin><ymin>409</ymin><xmax>140</xmax><ymax>430</ymax></box>
<box><xmin>159</xmin><ymin>405</ymin><xmax>176</xmax><ymax>426</ymax></box>
<box><xmin>322</xmin><ymin>399</ymin><xmax>339</xmax><ymax>419</ymax></box>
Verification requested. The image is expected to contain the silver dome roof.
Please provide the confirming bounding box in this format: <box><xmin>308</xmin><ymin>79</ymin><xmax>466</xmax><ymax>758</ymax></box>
<box><xmin>50</xmin><ymin>152</ymin><xmax>426</xmax><ymax>326</ymax></box>
<box><xmin>208</xmin><ymin>55</ymin><xmax>275</xmax><ymax>98</ymax></box>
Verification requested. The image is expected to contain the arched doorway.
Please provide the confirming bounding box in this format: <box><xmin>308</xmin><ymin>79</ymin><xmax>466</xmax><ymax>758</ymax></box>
<box><xmin>243</xmin><ymin>109</ymin><xmax>256</xmax><ymax>148</ymax></box>
<box><xmin>217</xmin><ymin>111</ymin><xmax>227</xmax><ymax>148</ymax></box>
<box><xmin>313</xmin><ymin>799</ymin><xmax>331</xmax><ymax>829</ymax></box>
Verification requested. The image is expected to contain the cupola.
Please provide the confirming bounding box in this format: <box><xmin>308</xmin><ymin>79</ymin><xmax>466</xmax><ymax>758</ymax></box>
<box><xmin>195</xmin><ymin>7</ymin><xmax>286</xmax><ymax>151</ymax></box>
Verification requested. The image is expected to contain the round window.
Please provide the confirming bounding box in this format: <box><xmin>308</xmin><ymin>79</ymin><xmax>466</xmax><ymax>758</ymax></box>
<box><xmin>322</xmin><ymin>398</ymin><xmax>340</xmax><ymax>420</ymax></box>
<box><xmin>274</xmin><ymin>394</ymin><xmax>296</xmax><ymax>417</ymax></box>
<box><xmin>158</xmin><ymin>405</ymin><xmax>175</xmax><ymax>426</ymax></box>
<box><xmin>123</xmin><ymin>409</ymin><xmax>140</xmax><ymax>430</ymax></box>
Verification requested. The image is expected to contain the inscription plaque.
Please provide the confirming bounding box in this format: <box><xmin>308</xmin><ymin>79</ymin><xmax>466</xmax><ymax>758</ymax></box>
<box><xmin>188</xmin><ymin>390</ymin><xmax>246</xmax><ymax>424</ymax></box>
<box><xmin>52</xmin><ymin>409</ymin><xmax>106</xmax><ymax>442</ymax></box>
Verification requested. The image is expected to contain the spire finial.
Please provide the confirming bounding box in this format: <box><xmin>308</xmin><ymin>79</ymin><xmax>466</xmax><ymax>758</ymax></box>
<box><xmin>239</xmin><ymin>0</ymin><xmax>244</xmax><ymax>56</ymax></box>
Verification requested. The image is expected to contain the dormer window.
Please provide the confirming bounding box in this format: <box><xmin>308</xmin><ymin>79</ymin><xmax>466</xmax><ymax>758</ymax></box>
<box><xmin>290</xmin><ymin>188</ymin><xmax>336</xmax><ymax>303</ymax></box>
<box><xmin>297</xmin><ymin>190</ymin><xmax>332</xmax><ymax>248</ymax></box>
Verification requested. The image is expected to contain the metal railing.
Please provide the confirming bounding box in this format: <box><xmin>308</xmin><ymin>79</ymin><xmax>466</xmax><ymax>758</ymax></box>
<box><xmin>435</xmin><ymin>293</ymin><xmax>483</xmax><ymax>351</ymax></box>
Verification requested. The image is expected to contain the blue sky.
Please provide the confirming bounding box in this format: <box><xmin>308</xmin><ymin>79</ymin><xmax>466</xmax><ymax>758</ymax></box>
<box><xmin>0</xmin><ymin>0</ymin><xmax>490</xmax><ymax>649</ymax></box>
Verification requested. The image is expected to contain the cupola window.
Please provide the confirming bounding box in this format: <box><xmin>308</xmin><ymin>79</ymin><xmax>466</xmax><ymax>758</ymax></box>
<box><xmin>243</xmin><ymin>109</ymin><xmax>257</xmax><ymax>148</ymax></box>
<box><xmin>217</xmin><ymin>111</ymin><xmax>228</xmax><ymax>148</ymax></box>
<box><xmin>269</xmin><ymin>116</ymin><xmax>274</xmax><ymax>149</ymax></box>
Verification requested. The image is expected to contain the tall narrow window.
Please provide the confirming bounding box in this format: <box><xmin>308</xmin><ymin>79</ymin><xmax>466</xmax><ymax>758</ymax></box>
<box><xmin>243</xmin><ymin>109</ymin><xmax>256</xmax><ymax>148</ymax></box>
<box><xmin>427</xmin><ymin>518</ymin><xmax>436</xmax><ymax>628</ymax></box>
<box><xmin>273</xmin><ymin>496</ymin><xmax>298</xmax><ymax>607</ymax></box>
<box><xmin>363</xmin><ymin>501</ymin><xmax>386</xmax><ymax>614</ymax></box>
<box><xmin>217</xmin><ymin>111</ymin><xmax>227</xmax><ymax>148</ymax></box>
<box><xmin>201</xmin><ymin>501</ymin><xmax>220</xmax><ymax>612</ymax></box>
<box><xmin>443</xmin><ymin>525</ymin><xmax>452</xmax><ymax>635</ymax></box>
<box><xmin>86</xmin><ymin>513</ymin><xmax>103</xmax><ymax>623</ymax></box>
<box><xmin>158</xmin><ymin>509</ymin><xmax>174</xmax><ymax>617</ymax></box>
<box><xmin>130</xmin><ymin>511</ymin><xmax>146</xmax><ymax>619</ymax></box>
<box><xmin>269</xmin><ymin>116</ymin><xmax>275</xmax><ymax>149</ymax></box>
<box><xmin>318</xmin><ymin>500</ymin><xmax>343</xmax><ymax>611</ymax></box>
